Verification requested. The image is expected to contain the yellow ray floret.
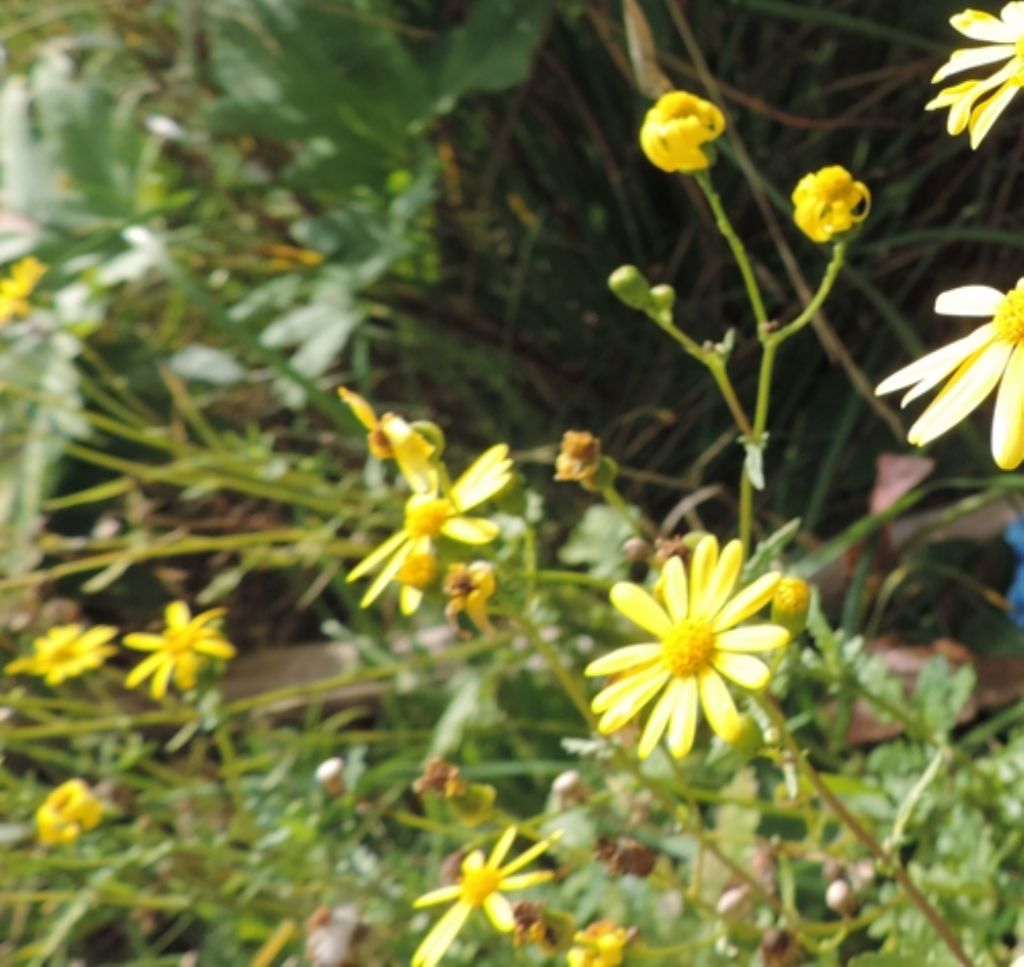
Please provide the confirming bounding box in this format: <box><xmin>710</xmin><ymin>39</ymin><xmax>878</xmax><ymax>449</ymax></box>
<box><xmin>586</xmin><ymin>535</ymin><xmax>789</xmax><ymax>759</ymax></box>
<box><xmin>347</xmin><ymin>444</ymin><xmax>512</xmax><ymax>613</ymax></box>
<box><xmin>926</xmin><ymin>3</ymin><xmax>1024</xmax><ymax>148</ymax></box>
<box><xmin>412</xmin><ymin>826</ymin><xmax>556</xmax><ymax>967</ymax></box>
<box><xmin>876</xmin><ymin>279</ymin><xmax>1024</xmax><ymax>470</ymax></box>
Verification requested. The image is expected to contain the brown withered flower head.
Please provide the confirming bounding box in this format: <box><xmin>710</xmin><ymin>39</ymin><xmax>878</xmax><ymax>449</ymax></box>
<box><xmin>555</xmin><ymin>430</ymin><xmax>602</xmax><ymax>489</ymax></box>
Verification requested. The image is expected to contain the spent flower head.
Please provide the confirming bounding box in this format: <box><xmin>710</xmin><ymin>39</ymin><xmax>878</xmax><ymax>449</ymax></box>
<box><xmin>554</xmin><ymin>430</ymin><xmax>603</xmax><ymax>489</ymax></box>
<box><xmin>123</xmin><ymin>602</ymin><xmax>236</xmax><ymax>699</ymax></box>
<box><xmin>5</xmin><ymin>623</ymin><xmax>117</xmax><ymax>686</ymax></box>
<box><xmin>37</xmin><ymin>778</ymin><xmax>102</xmax><ymax>845</ymax></box>
<box><xmin>347</xmin><ymin>444</ymin><xmax>512</xmax><ymax>614</ymax></box>
<box><xmin>875</xmin><ymin>279</ymin><xmax>1024</xmax><ymax>469</ymax></box>
<box><xmin>586</xmin><ymin>534</ymin><xmax>789</xmax><ymax>758</ymax></box>
<box><xmin>443</xmin><ymin>561</ymin><xmax>497</xmax><ymax>634</ymax></box>
<box><xmin>412</xmin><ymin>826</ymin><xmax>557</xmax><ymax>967</ymax></box>
<box><xmin>791</xmin><ymin>166</ymin><xmax>870</xmax><ymax>243</ymax></box>
<box><xmin>639</xmin><ymin>90</ymin><xmax>725</xmax><ymax>173</ymax></box>
<box><xmin>927</xmin><ymin>4</ymin><xmax>1024</xmax><ymax>148</ymax></box>
<box><xmin>0</xmin><ymin>255</ymin><xmax>46</xmax><ymax>323</ymax></box>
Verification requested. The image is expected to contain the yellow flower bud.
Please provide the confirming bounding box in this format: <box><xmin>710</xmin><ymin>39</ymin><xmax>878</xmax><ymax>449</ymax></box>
<box><xmin>791</xmin><ymin>165</ymin><xmax>870</xmax><ymax>243</ymax></box>
<box><xmin>639</xmin><ymin>90</ymin><xmax>725</xmax><ymax>174</ymax></box>
<box><xmin>36</xmin><ymin>779</ymin><xmax>102</xmax><ymax>845</ymax></box>
<box><xmin>771</xmin><ymin>577</ymin><xmax>811</xmax><ymax>637</ymax></box>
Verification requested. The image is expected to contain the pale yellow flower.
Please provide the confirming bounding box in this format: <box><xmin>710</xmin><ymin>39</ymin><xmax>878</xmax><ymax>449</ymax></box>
<box><xmin>791</xmin><ymin>166</ymin><xmax>870</xmax><ymax>243</ymax></box>
<box><xmin>0</xmin><ymin>256</ymin><xmax>46</xmax><ymax>323</ymax></box>
<box><xmin>586</xmin><ymin>535</ymin><xmax>789</xmax><ymax>759</ymax></box>
<box><xmin>123</xmin><ymin>602</ymin><xmax>236</xmax><ymax>699</ymax></box>
<box><xmin>347</xmin><ymin>445</ymin><xmax>512</xmax><ymax>613</ymax></box>
<box><xmin>338</xmin><ymin>386</ymin><xmax>435</xmax><ymax>492</ymax></box>
<box><xmin>876</xmin><ymin>280</ymin><xmax>1024</xmax><ymax>469</ymax></box>
<box><xmin>639</xmin><ymin>90</ymin><xmax>725</xmax><ymax>173</ymax></box>
<box><xmin>926</xmin><ymin>4</ymin><xmax>1024</xmax><ymax>148</ymax></box>
<box><xmin>37</xmin><ymin>779</ymin><xmax>102</xmax><ymax>845</ymax></box>
<box><xmin>567</xmin><ymin>920</ymin><xmax>632</xmax><ymax>967</ymax></box>
<box><xmin>5</xmin><ymin>624</ymin><xmax>117</xmax><ymax>685</ymax></box>
<box><xmin>412</xmin><ymin>827</ymin><xmax>556</xmax><ymax>967</ymax></box>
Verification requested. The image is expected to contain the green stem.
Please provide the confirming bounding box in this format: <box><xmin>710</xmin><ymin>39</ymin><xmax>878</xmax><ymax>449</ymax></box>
<box><xmin>758</xmin><ymin>695</ymin><xmax>973</xmax><ymax>967</ymax></box>
<box><xmin>738</xmin><ymin>242</ymin><xmax>847</xmax><ymax>552</ymax></box>
<box><xmin>695</xmin><ymin>170</ymin><xmax>767</xmax><ymax>325</ymax></box>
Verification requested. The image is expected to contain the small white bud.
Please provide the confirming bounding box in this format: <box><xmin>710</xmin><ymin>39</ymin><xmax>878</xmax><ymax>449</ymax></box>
<box><xmin>315</xmin><ymin>757</ymin><xmax>345</xmax><ymax>797</ymax></box>
<box><xmin>551</xmin><ymin>769</ymin><xmax>588</xmax><ymax>809</ymax></box>
<box><xmin>716</xmin><ymin>883</ymin><xmax>751</xmax><ymax>918</ymax></box>
<box><xmin>825</xmin><ymin>878</ymin><xmax>855</xmax><ymax>916</ymax></box>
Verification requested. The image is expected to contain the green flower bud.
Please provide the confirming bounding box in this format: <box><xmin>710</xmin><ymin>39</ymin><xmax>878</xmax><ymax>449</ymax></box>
<box><xmin>648</xmin><ymin>283</ymin><xmax>676</xmax><ymax>314</ymax></box>
<box><xmin>771</xmin><ymin>577</ymin><xmax>810</xmax><ymax>637</ymax></box>
<box><xmin>447</xmin><ymin>782</ymin><xmax>496</xmax><ymax>827</ymax></box>
<box><xmin>727</xmin><ymin>713</ymin><xmax>764</xmax><ymax>757</ymax></box>
<box><xmin>608</xmin><ymin>265</ymin><xmax>652</xmax><ymax>310</ymax></box>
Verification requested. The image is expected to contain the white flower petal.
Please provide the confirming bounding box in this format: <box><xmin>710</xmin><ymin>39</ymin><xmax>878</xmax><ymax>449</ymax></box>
<box><xmin>935</xmin><ymin>287</ymin><xmax>1005</xmax><ymax>317</ymax></box>
<box><xmin>932</xmin><ymin>44</ymin><xmax>1014</xmax><ymax>82</ymax></box>
<box><xmin>876</xmin><ymin>323</ymin><xmax>995</xmax><ymax>398</ymax></box>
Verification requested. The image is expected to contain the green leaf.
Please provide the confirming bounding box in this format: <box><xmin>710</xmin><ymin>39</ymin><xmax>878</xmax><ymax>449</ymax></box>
<box><xmin>742</xmin><ymin>434</ymin><xmax>766</xmax><ymax>490</ymax></box>
<box><xmin>559</xmin><ymin>504</ymin><xmax>634</xmax><ymax>580</ymax></box>
<box><xmin>745</xmin><ymin>516</ymin><xmax>801</xmax><ymax>578</ymax></box>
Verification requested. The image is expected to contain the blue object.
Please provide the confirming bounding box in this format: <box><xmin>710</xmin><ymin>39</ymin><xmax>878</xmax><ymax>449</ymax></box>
<box><xmin>1003</xmin><ymin>517</ymin><xmax>1024</xmax><ymax>629</ymax></box>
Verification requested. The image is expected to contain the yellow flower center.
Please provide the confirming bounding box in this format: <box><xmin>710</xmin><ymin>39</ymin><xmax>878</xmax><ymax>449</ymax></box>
<box><xmin>460</xmin><ymin>866</ymin><xmax>502</xmax><ymax>906</ymax></box>
<box><xmin>405</xmin><ymin>497</ymin><xmax>453</xmax><ymax>538</ymax></box>
<box><xmin>994</xmin><ymin>290</ymin><xmax>1024</xmax><ymax>343</ymax></box>
<box><xmin>661</xmin><ymin>619</ymin><xmax>716</xmax><ymax>678</ymax></box>
<box><xmin>397</xmin><ymin>552</ymin><xmax>437</xmax><ymax>589</ymax></box>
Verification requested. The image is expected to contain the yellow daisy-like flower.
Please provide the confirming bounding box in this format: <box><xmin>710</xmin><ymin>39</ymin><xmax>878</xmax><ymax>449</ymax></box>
<box><xmin>36</xmin><ymin>779</ymin><xmax>102</xmax><ymax>845</ymax></box>
<box><xmin>412</xmin><ymin>826</ymin><xmax>556</xmax><ymax>967</ymax></box>
<box><xmin>791</xmin><ymin>166</ymin><xmax>871</xmax><ymax>244</ymax></box>
<box><xmin>338</xmin><ymin>386</ymin><xmax>435</xmax><ymax>492</ymax></box>
<box><xmin>5</xmin><ymin>624</ymin><xmax>117</xmax><ymax>686</ymax></box>
<box><xmin>639</xmin><ymin>90</ymin><xmax>725</xmax><ymax>173</ymax></box>
<box><xmin>926</xmin><ymin>3</ymin><xmax>1024</xmax><ymax>148</ymax></box>
<box><xmin>123</xmin><ymin>602</ymin><xmax>236</xmax><ymax>699</ymax></box>
<box><xmin>567</xmin><ymin>920</ymin><xmax>632</xmax><ymax>967</ymax></box>
<box><xmin>586</xmin><ymin>535</ymin><xmax>789</xmax><ymax>759</ymax></box>
<box><xmin>0</xmin><ymin>255</ymin><xmax>46</xmax><ymax>323</ymax></box>
<box><xmin>347</xmin><ymin>444</ymin><xmax>512</xmax><ymax>614</ymax></box>
<box><xmin>876</xmin><ymin>280</ymin><xmax>1024</xmax><ymax>469</ymax></box>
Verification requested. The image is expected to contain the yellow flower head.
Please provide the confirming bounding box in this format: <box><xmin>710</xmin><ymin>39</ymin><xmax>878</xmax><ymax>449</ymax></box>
<box><xmin>567</xmin><ymin>920</ymin><xmax>632</xmax><ymax>967</ymax></box>
<box><xmin>0</xmin><ymin>256</ymin><xmax>46</xmax><ymax>323</ymax></box>
<box><xmin>586</xmin><ymin>534</ymin><xmax>789</xmax><ymax>759</ymax></box>
<box><xmin>639</xmin><ymin>90</ymin><xmax>725</xmax><ymax>173</ymax></box>
<box><xmin>37</xmin><ymin>779</ymin><xmax>102</xmax><ymax>845</ymax></box>
<box><xmin>347</xmin><ymin>444</ymin><xmax>512</xmax><ymax>613</ymax></box>
<box><xmin>443</xmin><ymin>561</ymin><xmax>497</xmax><ymax>634</ymax></box>
<box><xmin>771</xmin><ymin>577</ymin><xmax>811</xmax><ymax>637</ymax></box>
<box><xmin>876</xmin><ymin>280</ymin><xmax>1024</xmax><ymax>469</ymax></box>
<box><xmin>926</xmin><ymin>4</ymin><xmax>1024</xmax><ymax>148</ymax></box>
<box><xmin>5</xmin><ymin>624</ymin><xmax>117</xmax><ymax>686</ymax></box>
<box><xmin>412</xmin><ymin>826</ymin><xmax>557</xmax><ymax>967</ymax></box>
<box><xmin>123</xmin><ymin>602</ymin><xmax>236</xmax><ymax>699</ymax></box>
<box><xmin>338</xmin><ymin>387</ymin><xmax>436</xmax><ymax>491</ymax></box>
<box><xmin>791</xmin><ymin>166</ymin><xmax>870</xmax><ymax>244</ymax></box>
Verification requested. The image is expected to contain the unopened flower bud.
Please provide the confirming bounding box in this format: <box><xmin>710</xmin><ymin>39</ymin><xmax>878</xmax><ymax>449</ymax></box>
<box><xmin>825</xmin><ymin>878</ymin><xmax>856</xmax><ymax>916</ymax></box>
<box><xmin>727</xmin><ymin>713</ymin><xmax>764</xmax><ymax>756</ymax></box>
<box><xmin>771</xmin><ymin>577</ymin><xmax>810</xmax><ymax>637</ymax></box>
<box><xmin>551</xmin><ymin>769</ymin><xmax>590</xmax><ymax>810</ymax></box>
<box><xmin>448</xmin><ymin>782</ymin><xmax>497</xmax><ymax>827</ymax></box>
<box><xmin>622</xmin><ymin>537</ymin><xmax>652</xmax><ymax>562</ymax></box>
<box><xmin>608</xmin><ymin>265</ymin><xmax>651</xmax><ymax>310</ymax></box>
<box><xmin>315</xmin><ymin>757</ymin><xmax>346</xmax><ymax>797</ymax></box>
<box><xmin>648</xmin><ymin>284</ymin><xmax>675</xmax><ymax>314</ymax></box>
<box><xmin>716</xmin><ymin>883</ymin><xmax>751</xmax><ymax>918</ymax></box>
<box><xmin>848</xmin><ymin>858</ymin><xmax>875</xmax><ymax>891</ymax></box>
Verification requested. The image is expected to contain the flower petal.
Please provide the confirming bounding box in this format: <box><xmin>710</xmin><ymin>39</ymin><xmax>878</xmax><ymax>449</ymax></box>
<box><xmin>359</xmin><ymin>540</ymin><xmax>414</xmax><ymax>608</ymax></box>
<box><xmin>699</xmin><ymin>538</ymin><xmax>743</xmax><ymax>621</ymax></box>
<box><xmin>969</xmin><ymin>81</ymin><xmax>1020</xmax><ymax>147</ymax></box>
<box><xmin>876</xmin><ymin>323</ymin><xmax>995</xmax><ymax>397</ymax></box>
<box><xmin>122</xmin><ymin>632</ymin><xmax>168</xmax><ymax>653</ymax></box>
<box><xmin>441</xmin><ymin>516</ymin><xmax>500</xmax><ymax>544</ymax></box>
<box><xmin>667</xmin><ymin>677</ymin><xmax>699</xmax><ymax>758</ymax></box>
<box><xmin>124</xmin><ymin>652</ymin><xmax>164</xmax><ymax>689</ymax></box>
<box><xmin>413</xmin><ymin>885</ymin><xmax>463</xmax><ymax>908</ymax></box>
<box><xmin>698</xmin><ymin>668</ymin><xmax>740</xmax><ymax>742</ymax></box>
<box><xmin>150</xmin><ymin>657</ymin><xmax>175</xmax><ymax>699</ymax></box>
<box><xmin>638</xmin><ymin>680</ymin><xmax>678</xmax><ymax>759</ymax></box>
<box><xmin>932</xmin><ymin>44</ymin><xmax>1014</xmax><ymax>82</ymax></box>
<box><xmin>483</xmin><ymin>892</ymin><xmax>515</xmax><ymax>932</ymax></box>
<box><xmin>609</xmin><ymin>583</ymin><xmax>672</xmax><ymax>637</ymax></box>
<box><xmin>498</xmin><ymin>839</ymin><xmax>552</xmax><ymax>877</ymax></box>
<box><xmin>992</xmin><ymin>342</ymin><xmax>1024</xmax><ymax>469</ymax></box>
<box><xmin>711</xmin><ymin>573</ymin><xmax>781</xmax><ymax>632</ymax></box>
<box><xmin>907</xmin><ymin>340</ymin><xmax>1012</xmax><ymax>446</ymax></box>
<box><xmin>347</xmin><ymin>529</ymin><xmax>409</xmax><ymax>582</ymax></box>
<box><xmin>712</xmin><ymin>652</ymin><xmax>770</xmax><ymax>690</ymax></box>
<box><xmin>400</xmin><ymin>584</ymin><xmax>424</xmax><ymax>615</ymax></box>
<box><xmin>597</xmin><ymin>672</ymin><xmax>668</xmax><ymax>734</ymax></box>
<box><xmin>935</xmin><ymin>287</ymin><xmax>1004</xmax><ymax>317</ymax></box>
<box><xmin>450</xmin><ymin>444</ymin><xmax>512</xmax><ymax>510</ymax></box>
<box><xmin>585</xmin><ymin>643</ymin><xmax>663</xmax><ymax>678</ymax></box>
<box><xmin>488</xmin><ymin>827</ymin><xmax>518</xmax><ymax>869</ymax></box>
<box><xmin>661</xmin><ymin>555</ymin><xmax>688</xmax><ymax>622</ymax></box>
<box><xmin>688</xmin><ymin>535</ymin><xmax>718</xmax><ymax>617</ymax></box>
<box><xmin>411</xmin><ymin>901</ymin><xmax>472</xmax><ymax>967</ymax></box>
<box><xmin>193</xmin><ymin>638</ymin><xmax>236</xmax><ymax>660</ymax></box>
<box><xmin>591</xmin><ymin>663</ymin><xmax>668</xmax><ymax>712</ymax></box>
<box><xmin>498</xmin><ymin>870</ymin><xmax>554</xmax><ymax>891</ymax></box>
<box><xmin>951</xmin><ymin>8</ymin><xmax>1019</xmax><ymax>41</ymax></box>
<box><xmin>165</xmin><ymin>601</ymin><xmax>191</xmax><ymax>629</ymax></box>
<box><xmin>715</xmin><ymin>624</ymin><xmax>790</xmax><ymax>653</ymax></box>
